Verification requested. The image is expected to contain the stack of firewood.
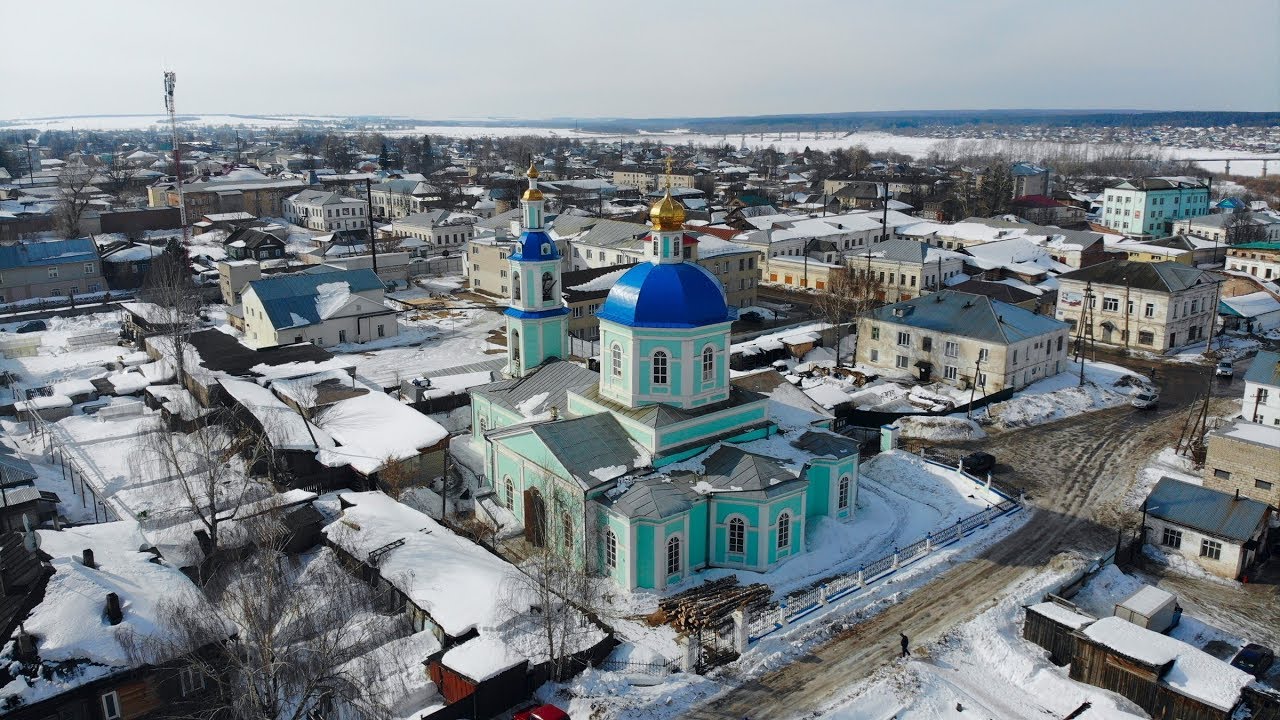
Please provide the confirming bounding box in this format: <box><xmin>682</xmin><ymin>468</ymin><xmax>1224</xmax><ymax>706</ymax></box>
<box><xmin>650</xmin><ymin>577</ymin><xmax>773</xmax><ymax>633</ymax></box>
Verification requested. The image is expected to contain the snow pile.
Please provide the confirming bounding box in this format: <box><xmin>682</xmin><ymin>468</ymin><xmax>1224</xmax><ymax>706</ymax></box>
<box><xmin>220</xmin><ymin>378</ymin><xmax>334</xmax><ymax>450</ymax></box>
<box><xmin>1082</xmin><ymin>617</ymin><xmax>1252</xmax><ymax>711</ymax></box>
<box><xmin>314</xmin><ymin>280</ymin><xmax>352</xmax><ymax>319</ymax></box>
<box><xmin>895</xmin><ymin>416</ymin><xmax>987</xmax><ymax>442</ymax></box>
<box><xmin>514</xmin><ymin>391</ymin><xmax>551</xmax><ymax>419</ymax></box>
<box><xmin>977</xmin><ymin>359</ymin><xmax>1147</xmax><ymax>429</ymax></box>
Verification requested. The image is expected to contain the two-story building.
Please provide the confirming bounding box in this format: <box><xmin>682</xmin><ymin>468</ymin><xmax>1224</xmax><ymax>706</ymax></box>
<box><xmin>0</xmin><ymin>238</ymin><xmax>105</xmax><ymax>302</ymax></box>
<box><xmin>1055</xmin><ymin>260</ymin><xmax>1221</xmax><ymax>352</ymax></box>
<box><xmin>1171</xmin><ymin>213</ymin><xmax>1280</xmax><ymax>245</ymax></box>
<box><xmin>150</xmin><ymin>177</ymin><xmax>309</xmax><ymax>219</ymax></box>
<box><xmin>856</xmin><ymin>291</ymin><xmax>1070</xmax><ymax>393</ymax></box>
<box><xmin>845</xmin><ymin>238</ymin><xmax>968</xmax><ymax>303</ymax></box>
<box><xmin>610</xmin><ymin>170</ymin><xmax>695</xmax><ymax>193</ymax></box>
<box><xmin>1224</xmin><ymin>241</ymin><xmax>1280</xmax><ymax>282</ymax></box>
<box><xmin>390</xmin><ymin>210</ymin><xmax>477</xmax><ymax>255</ymax></box>
<box><xmin>239</xmin><ymin>268</ymin><xmax>398</xmax><ymax>349</ymax></box>
<box><xmin>368</xmin><ymin>179</ymin><xmax>441</xmax><ymax>220</ymax></box>
<box><xmin>282</xmin><ymin>189</ymin><xmax>368</xmax><ymax>233</ymax></box>
<box><xmin>1099</xmin><ymin>177</ymin><xmax>1211</xmax><ymax>237</ymax></box>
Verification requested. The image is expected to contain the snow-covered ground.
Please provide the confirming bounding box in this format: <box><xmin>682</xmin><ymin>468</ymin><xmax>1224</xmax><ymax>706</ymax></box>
<box><xmin>1154</xmin><ymin>334</ymin><xmax>1261</xmax><ymax>364</ymax></box>
<box><xmin>333</xmin><ymin>300</ymin><xmax>505</xmax><ymax>388</ymax></box>
<box><xmin>974</xmin><ymin>359</ymin><xmax>1149</xmax><ymax>430</ymax></box>
<box><xmin>816</xmin><ymin>560</ymin><xmax>1255</xmax><ymax>720</ymax></box>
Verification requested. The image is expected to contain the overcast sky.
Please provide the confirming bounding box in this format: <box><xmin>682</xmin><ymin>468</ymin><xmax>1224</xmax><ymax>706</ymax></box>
<box><xmin>4</xmin><ymin>0</ymin><xmax>1277</xmax><ymax>121</ymax></box>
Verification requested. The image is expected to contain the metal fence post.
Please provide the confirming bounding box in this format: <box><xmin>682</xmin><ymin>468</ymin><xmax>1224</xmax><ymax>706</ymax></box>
<box><xmin>924</xmin><ymin>533</ymin><xmax>932</xmax><ymax>554</ymax></box>
<box><xmin>856</xmin><ymin>567</ymin><xmax>865</xmax><ymax>589</ymax></box>
<box><xmin>819</xmin><ymin>583</ymin><xmax>829</xmax><ymax>606</ymax></box>
<box><xmin>891</xmin><ymin>547</ymin><xmax>900</xmax><ymax>569</ymax></box>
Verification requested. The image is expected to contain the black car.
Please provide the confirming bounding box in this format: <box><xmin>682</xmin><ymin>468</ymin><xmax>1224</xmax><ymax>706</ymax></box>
<box><xmin>962</xmin><ymin>451</ymin><xmax>996</xmax><ymax>474</ymax></box>
<box><xmin>15</xmin><ymin>320</ymin><xmax>47</xmax><ymax>333</ymax></box>
<box><xmin>1231</xmin><ymin>643</ymin><xmax>1275</xmax><ymax>678</ymax></box>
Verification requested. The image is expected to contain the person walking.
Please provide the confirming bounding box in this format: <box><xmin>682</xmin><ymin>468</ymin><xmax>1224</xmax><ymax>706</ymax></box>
<box><xmin>900</xmin><ymin>632</ymin><xmax>910</xmax><ymax>658</ymax></box>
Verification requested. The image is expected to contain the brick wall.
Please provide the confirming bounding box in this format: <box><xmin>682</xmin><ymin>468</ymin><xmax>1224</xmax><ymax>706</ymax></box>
<box><xmin>1202</xmin><ymin>433</ymin><xmax>1280</xmax><ymax>508</ymax></box>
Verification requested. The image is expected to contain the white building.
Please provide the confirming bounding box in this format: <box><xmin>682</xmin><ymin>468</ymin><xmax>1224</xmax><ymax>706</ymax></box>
<box><xmin>283</xmin><ymin>190</ymin><xmax>368</xmax><ymax>233</ymax></box>
<box><xmin>846</xmin><ymin>238</ymin><xmax>968</xmax><ymax>303</ymax></box>
<box><xmin>1055</xmin><ymin>260</ymin><xmax>1222</xmax><ymax>352</ymax></box>
<box><xmin>390</xmin><ymin>210</ymin><xmax>477</xmax><ymax>255</ymax></box>
<box><xmin>239</xmin><ymin>268</ymin><xmax>398</xmax><ymax>349</ymax></box>
<box><xmin>1243</xmin><ymin>350</ymin><xmax>1280</xmax><ymax>426</ymax></box>
<box><xmin>856</xmin><ymin>291</ymin><xmax>1071</xmax><ymax>393</ymax></box>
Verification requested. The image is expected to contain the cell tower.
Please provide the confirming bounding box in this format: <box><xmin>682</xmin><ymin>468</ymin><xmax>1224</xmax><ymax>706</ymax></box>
<box><xmin>164</xmin><ymin>71</ymin><xmax>188</xmax><ymax>241</ymax></box>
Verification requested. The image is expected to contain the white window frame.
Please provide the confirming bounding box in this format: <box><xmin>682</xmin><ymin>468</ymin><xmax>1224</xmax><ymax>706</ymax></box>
<box><xmin>101</xmin><ymin>691</ymin><xmax>122</xmax><ymax>720</ymax></box>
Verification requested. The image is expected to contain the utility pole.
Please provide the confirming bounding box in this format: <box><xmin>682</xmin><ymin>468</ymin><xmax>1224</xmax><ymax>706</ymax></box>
<box><xmin>366</xmin><ymin>177</ymin><xmax>378</xmax><ymax>273</ymax></box>
<box><xmin>967</xmin><ymin>356</ymin><xmax>983</xmax><ymax>419</ymax></box>
<box><xmin>1122</xmin><ymin>275</ymin><xmax>1131</xmax><ymax>353</ymax></box>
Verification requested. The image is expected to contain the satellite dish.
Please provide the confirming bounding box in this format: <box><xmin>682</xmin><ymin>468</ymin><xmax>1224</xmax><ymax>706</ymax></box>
<box><xmin>22</xmin><ymin>514</ymin><xmax>41</xmax><ymax>553</ymax></box>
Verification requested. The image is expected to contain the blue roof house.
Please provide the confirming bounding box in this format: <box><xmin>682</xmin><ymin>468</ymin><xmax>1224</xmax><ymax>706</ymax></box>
<box><xmin>239</xmin><ymin>267</ymin><xmax>397</xmax><ymax>349</ymax></box>
<box><xmin>0</xmin><ymin>238</ymin><xmax>105</xmax><ymax>304</ymax></box>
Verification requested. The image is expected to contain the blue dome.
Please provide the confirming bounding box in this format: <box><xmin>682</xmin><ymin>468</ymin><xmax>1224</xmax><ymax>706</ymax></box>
<box><xmin>598</xmin><ymin>262</ymin><xmax>731</xmax><ymax>328</ymax></box>
<box><xmin>510</xmin><ymin>230</ymin><xmax>558</xmax><ymax>261</ymax></box>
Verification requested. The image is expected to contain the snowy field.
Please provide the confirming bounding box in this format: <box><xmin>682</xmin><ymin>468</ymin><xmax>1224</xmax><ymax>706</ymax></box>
<box><xmin>816</xmin><ymin>560</ymin><xmax>1257</xmax><ymax>720</ymax></box>
<box><xmin>6</xmin><ymin>114</ymin><xmax>1274</xmax><ymax>175</ymax></box>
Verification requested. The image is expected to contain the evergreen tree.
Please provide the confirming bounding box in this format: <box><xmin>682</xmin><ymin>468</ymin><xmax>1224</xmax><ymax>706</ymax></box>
<box><xmin>378</xmin><ymin>142</ymin><xmax>390</xmax><ymax>169</ymax></box>
<box><xmin>420</xmin><ymin>135</ymin><xmax>433</xmax><ymax>173</ymax></box>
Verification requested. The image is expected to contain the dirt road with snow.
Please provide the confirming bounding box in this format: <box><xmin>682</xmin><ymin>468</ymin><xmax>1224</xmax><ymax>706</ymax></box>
<box><xmin>688</xmin><ymin>359</ymin><xmax>1249</xmax><ymax>719</ymax></box>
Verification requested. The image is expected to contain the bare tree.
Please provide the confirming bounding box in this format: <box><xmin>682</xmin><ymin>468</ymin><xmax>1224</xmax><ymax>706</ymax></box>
<box><xmin>55</xmin><ymin>163</ymin><xmax>97</xmax><ymax>237</ymax></box>
<box><xmin>146</xmin><ymin>408</ymin><xmax>276</xmax><ymax>582</ymax></box>
<box><xmin>141</xmin><ymin>244</ymin><xmax>203</xmax><ymax>384</ymax></box>
<box><xmin>103</xmin><ymin>151</ymin><xmax>142</xmax><ymax>195</ymax></box>
<box><xmin>818</xmin><ymin>265</ymin><xmax>886</xmax><ymax>365</ymax></box>
<box><xmin>136</xmin><ymin>533</ymin><xmax>412</xmax><ymax>720</ymax></box>
<box><xmin>1226</xmin><ymin>211</ymin><xmax>1265</xmax><ymax>245</ymax></box>
<box><xmin>499</xmin><ymin>486</ymin><xmax>602</xmax><ymax>681</ymax></box>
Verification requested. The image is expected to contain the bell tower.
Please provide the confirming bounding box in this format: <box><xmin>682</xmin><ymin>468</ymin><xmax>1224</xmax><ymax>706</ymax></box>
<box><xmin>504</xmin><ymin>161</ymin><xmax>569</xmax><ymax>377</ymax></box>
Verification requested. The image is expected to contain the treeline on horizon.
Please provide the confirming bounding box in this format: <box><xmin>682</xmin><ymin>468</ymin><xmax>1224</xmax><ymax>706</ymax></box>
<box><xmin>546</xmin><ymin>109</ymin><xmax>1280</xmax><ymax>134</ymax></box>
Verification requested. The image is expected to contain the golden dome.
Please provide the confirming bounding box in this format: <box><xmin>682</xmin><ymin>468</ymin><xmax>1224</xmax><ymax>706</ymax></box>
<box><xmin>650</xmin><ymin>189</ymin><xmax>685</xmax><ymax>232</ymax></box>
<box><xmin>526</xmin><ymin>161</ymin><xmax>539</xmax><ymax>179</ymax></box>
<box><xmin>522</xmin><ymin>187</ymin><xmax>544</xmax><ymax>202</ymax></box>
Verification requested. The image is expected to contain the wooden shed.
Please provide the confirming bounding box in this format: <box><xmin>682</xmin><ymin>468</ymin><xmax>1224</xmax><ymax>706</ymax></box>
<box><xmin>1069</xmin><ymin>616</ymin><xmax>1253</xmax><ymax>720</ymax></box>
<box><xmin>1022</xmin><ymin>598</ymin><xmax>1096</xmax><ymax>665</ymax></box>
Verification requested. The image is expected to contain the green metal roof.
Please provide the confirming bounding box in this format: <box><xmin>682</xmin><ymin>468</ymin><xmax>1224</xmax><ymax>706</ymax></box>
<box><xmin>1145</xmin><ymin>476</ymin><xmax>1269</xmax><ymax>543</ymax></box>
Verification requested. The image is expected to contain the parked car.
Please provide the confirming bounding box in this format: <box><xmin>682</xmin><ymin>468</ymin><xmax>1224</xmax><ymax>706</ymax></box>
<box><xmin>1131</xmin><ymin>389</ymin><xmax>1159</xmax><ymax>410</ymax></box>
<box><xmin>961</xmin><ymin>451</ymin><xmax>996</xmax><ymax>474</ymax></box>
<box><xmin>1231</xmin><ymin>643</ymin><xmax>1275</xmax><ymax>678</ymax></box>
<box><xmin>15</xmin><ymin>320</ymin><xmax>47</xmax><ymax>333</ymax></box>
<box><xmin>514</xmin><ymin>705</ymin><xmax>570</xmax><ymax>720</ymax></box>
<box><xmin>1215</xmin><ymin>359</ymin><xmax>1234</xmax><ymax>377</ymax></box>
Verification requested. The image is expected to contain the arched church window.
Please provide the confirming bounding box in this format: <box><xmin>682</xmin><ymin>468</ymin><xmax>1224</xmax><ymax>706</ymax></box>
<box><xmin>512</xmin><ymin>271</ymin><xmax>521</xmax><ymax>301</ymax></box>
<box><xmin>652</xmin><ymin>351</ymin><xmax>668</xmax><ymax>385</ymax></box>
<box><xmin>541</xmin><ymin>271</ymin><xmax>555</xmax><ymax>302</ymax></box>
<box><xmin>838</xmin><ymin>476</ymin><xmax>851</xmax><ymax>510</ymax></box>
<box><xmin>702</xmin><ymin>346</ymin><xmax>715</xmax><ymax>382</ymax></box>
<box><xmin>504</xmin><ymin>477</ymin><xmax>515</xmax><ymax>509</ymax></box>
<box><xmin>728</xmin><ymin>517</ymin><xmax>745</xmax><ymax>554</ymax></box>
<box><xmin>666</xmin><ymin>536</ymin><xmax>681</xmax><ymax>576</ymax></box>
<box><xmin>511</xmin><ymin>329</ymin><xmax>521</xmax><ymax>366</ymax></box>
<box><xmin>611</xmin><ymin>344</ymin><xmax>623</xmax><ymax>378</ymax></box>
<box><xmin>562</xmin><ymin>512</ymin><xmax>573</xmax><ymax>549</ymax></box>
<box><xmin>777</xmin><ymin>511</ymin><xmax>791</xmax><ymax>549</ymax></box>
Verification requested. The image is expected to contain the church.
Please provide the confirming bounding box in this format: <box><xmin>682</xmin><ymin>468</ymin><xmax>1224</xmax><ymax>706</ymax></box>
<box><xmin>468</xmin><ymin>163</ymin><xmax>860</xmax><ymax>590</ymax></box>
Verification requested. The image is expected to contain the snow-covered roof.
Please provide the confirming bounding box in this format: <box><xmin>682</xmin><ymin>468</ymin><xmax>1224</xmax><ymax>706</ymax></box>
<box><xmin>0</xmin><ymin>522</ymin><xmax>206</xmax><ymax>708</ymax></box>
<box><xmin>441</xmin><ymin>634</ymin><xmax>527</xmax><ymax>682</ymax></box>
<box><xmin>1117</xmin><ymin>585</ymin><xmax>1174</xmax><ymax>617</ymax></box>
<box><xmin>219</xmin><ymin>377</ymin><xmax>334</xmax><ymax>451</ymax></box>
<box><xmin>322</xmin><ymin>492</ymin><xmax>529</xmax><ymax>637</ymax></box>
<box><xmin>1027</xmin><ymin>601</ymin><xmax>1095</xmax><ymax>630</ymax></box>
<box><xmin>1219</xmin><ymin>291</ymin><xmax>1280</xmax><ymax>319</ymax></box>
<box><xmin>1081</xmin><ymin>616</ymin><xmax>1252</xmax><ymax>711</ymax></box>
<box><xmin>313</xmin><ymin>385</ymin><xmax>447</xmax><ymax>475</ymax></box>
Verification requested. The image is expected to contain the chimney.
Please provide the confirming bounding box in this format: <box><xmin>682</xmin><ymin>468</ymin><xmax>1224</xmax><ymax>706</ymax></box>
<box><xmin>14</xmin><ymin>625</ymin><xmax>37</xmax><ymax>662</ymax></box>
<box><xmin>1235</xmin><ymin>488</ymin><xmax>1240</xmax><ymax>500</ymax></box>
<box><xmin>81</xmin><ymin>548</ymin><xmax>95</xmax><ymax>569</ymax></box>
<box><xmin>105</xmin><ymin>593</ymin><xmax>123</xmax><ymax>625</ymax></box>
<box><xmin>193</xmin><ymin>529</ymin><xmax>213</xmax><ymax>558</ymax></box>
